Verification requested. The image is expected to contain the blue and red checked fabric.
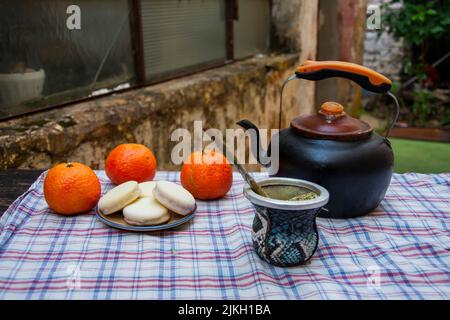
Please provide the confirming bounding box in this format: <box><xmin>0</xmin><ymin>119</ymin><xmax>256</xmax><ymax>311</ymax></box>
<box><xmin>0</xmin><ymin>171</ymin><xmax>449</xmax><ymax>300</ymax></box>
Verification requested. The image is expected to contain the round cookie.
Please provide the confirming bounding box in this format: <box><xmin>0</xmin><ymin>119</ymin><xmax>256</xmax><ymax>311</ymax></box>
<box><xmin>154</xmin><ymin>181</ymin><xmax>196</xmax><ymax>216</ymax></box>
<box><xmin>98</xmin><ymin>181</ymin><xmax>140</xmax><ymax>215</ymax></box>
<box><xmin>138</xmin><ymin>181</ymin><xmax>157</xmax><ymax>198</ymax></box>
<box><xmin>123</xmin><ymin>197</ymin><xmax>170</xmax><ymax>226</ymax></box>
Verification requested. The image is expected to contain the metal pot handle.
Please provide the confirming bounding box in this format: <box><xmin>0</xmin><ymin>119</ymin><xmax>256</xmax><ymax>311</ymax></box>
<box><xmin>278</xmin><ymin>74</ymin><xmax>297</xmax><ymax>130</ymax></box>
<box><xmin>278</xmin><ymin>61</ymin><xmax>399</xmax><ymax>137</ymax></box>
<box><xmin>384</xmin><ymin>91</ymin><xmax>400</xmax><ymax>139</ymax></box>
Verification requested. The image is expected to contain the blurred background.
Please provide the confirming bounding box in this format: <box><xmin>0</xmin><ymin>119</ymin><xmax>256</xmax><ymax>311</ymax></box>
<box><xmin>0</xmin><ymin>0</ymin><xmax>448</xmax><ymax>173</ymax></box>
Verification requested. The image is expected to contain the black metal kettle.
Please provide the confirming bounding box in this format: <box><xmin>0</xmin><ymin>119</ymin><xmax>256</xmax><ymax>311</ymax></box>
<box><xmin>238</xmin><ymin>61</ymin><xmax>400</xmax><ymax>219</ymax></box>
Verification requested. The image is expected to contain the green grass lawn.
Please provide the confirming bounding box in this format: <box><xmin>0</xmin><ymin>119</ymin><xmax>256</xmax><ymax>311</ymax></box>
<box><xmin>390</xmin><ymin>138</ymin><xmax>450</xmax><ymax>174</ymax></box>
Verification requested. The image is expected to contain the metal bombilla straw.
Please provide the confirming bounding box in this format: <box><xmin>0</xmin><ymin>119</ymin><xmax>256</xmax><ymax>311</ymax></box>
<box><xmin>203</xmin><ymin>130</ymin><xmax>269</xmax><ymax>198</ymax></box>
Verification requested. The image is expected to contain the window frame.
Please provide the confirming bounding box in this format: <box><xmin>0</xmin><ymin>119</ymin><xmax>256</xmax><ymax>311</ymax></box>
<box><xmin>1</xmin><ymin>0</ymin><xmax>271</xmax><ymax>122</ymax></box>
<box><xmin>131</xmin><ymin>0</ymin><xmax>236</xmax><ymax>86</ymax></box>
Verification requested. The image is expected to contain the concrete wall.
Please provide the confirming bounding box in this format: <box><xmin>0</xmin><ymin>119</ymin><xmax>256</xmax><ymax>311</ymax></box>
<box><xmin>272</xmin><ymin>0</ymin><xmax>319</xmax><ymax>120</ymax></box>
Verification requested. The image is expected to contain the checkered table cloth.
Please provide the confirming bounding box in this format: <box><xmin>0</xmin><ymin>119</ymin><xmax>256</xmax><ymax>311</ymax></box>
<box><xmin>0</xmin><ymin>171</ymin><xmax>449</xmax><ymax>300</ymax></box>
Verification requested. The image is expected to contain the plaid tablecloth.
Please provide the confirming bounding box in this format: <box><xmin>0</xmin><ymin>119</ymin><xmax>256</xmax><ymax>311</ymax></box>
<box><xmin>0</xmin><ymin>171</ymin><xmax>449</xmax><ymax>300</ymax></box>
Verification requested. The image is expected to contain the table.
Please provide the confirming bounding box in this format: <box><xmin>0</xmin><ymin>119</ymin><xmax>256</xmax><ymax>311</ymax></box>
<box><xmin>0</xmin><ymin>170</ymin><xmax>42</xmax><ymax>214</ymax></box>
<box><xmin>0</xmin><ymin>170</ymin><xmax>449</xmax><ymax>299</ymax></box>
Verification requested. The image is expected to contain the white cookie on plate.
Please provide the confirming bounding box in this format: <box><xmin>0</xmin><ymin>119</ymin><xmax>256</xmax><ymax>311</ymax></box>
<box><xmin>153</xmin><ymin>181</ymin><xmax>196</xmax><ymax>216</ymax></box>
<box><xmin>123</xmin><ymin>197</ymin><xmax>171</xmax><ymax>226</ymax></box>
<box><xmin>98</xmin><ymin>181</ymin><xmax>141</xmax><ymax>215</ymax></box>
<box><xmin>138</xmin><ymin>181</ymin><xmax>157</xmax><ymax>198</ymax></box>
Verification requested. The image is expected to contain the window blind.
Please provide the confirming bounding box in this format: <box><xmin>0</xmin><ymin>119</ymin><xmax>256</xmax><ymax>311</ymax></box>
<box><xmin>140</xmin><ymin>0</ymin><xmax>227</xmax><ymax>79</ymax></box>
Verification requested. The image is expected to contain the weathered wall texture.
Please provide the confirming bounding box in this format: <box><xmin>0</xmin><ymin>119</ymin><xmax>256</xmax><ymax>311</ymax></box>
<box><xmin>317</xmin><ymin>0</ymin><xmax>367</xmax><ymax>116</ymax></box>
<box><xmin>364</xmin><ymin>0</ymin><xmax>403</xmax><ymax>82</ymax></box>
<box><xmin>271</xmin><ymin>0</ymin><xmax>302</xmax><ymax>53</ymax></box>
<box><xmin>0</xmin><ymin>54</ymin><xmax>301</xmax><ymax>170</ymax></box>
<box><xmin>297</xmin><ymin>0</ymin><xmax>319</xmax><ymax>118</ymax></box>
<box><xmin>271</xmin><ymin>0</ymin><xmax>319</xmax><ymax>121</ymax></box>
<box><xmin>0</xmin><ymin>0</ymin><xmax>321</xmax><ymax>170</ymax></box>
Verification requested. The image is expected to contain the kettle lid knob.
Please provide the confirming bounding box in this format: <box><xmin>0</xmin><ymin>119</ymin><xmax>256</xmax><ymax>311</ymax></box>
<box><xmin>290</xmin><ymin>100</ymin><xmax>373</xmax><ymax>141</ymax></box>
<box><xmin>320</xmin><ymin>102</ymin><xmax>345</xmax><ymax>116</ymax></box>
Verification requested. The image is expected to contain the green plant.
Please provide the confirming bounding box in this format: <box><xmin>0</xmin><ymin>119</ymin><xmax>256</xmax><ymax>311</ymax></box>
<box><xmin>412</xmin><ymin>89</ymin><xmax>432</xmax><ymax>125</ymax></box>
<box><xmin>443</xmin><ymin>115</ymin><xmax>450</xmax><ymax>126</ymax></box>
<box><xmin>390</xmin><ymin>81</ymin><xmax>401</xmax><ymax>94</ymax></box>
<box><xmin>381</xmin><ymin>0</ymin><xmax>450</xmax><ymax>79</ymax></box>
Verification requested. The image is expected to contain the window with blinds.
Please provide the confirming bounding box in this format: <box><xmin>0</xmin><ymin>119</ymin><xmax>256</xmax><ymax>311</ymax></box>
<box><xmin>0</xmin><ymin>0</ymin><xmax>271</xmax><ymax>120</ymax></box>
<box><xmin>140</xmin><ymin>0</ymin><xmax>227</xmax><ymax>80</ymax></box>
<box><xmin>233</xmin><ymin>0</ymin><xmax>271</xmax><ymax>59</ymax></box>
<box><xmin>0</xmin><ymin>0</ymin><xmax>134</xmax><ymax>120</ymax></box>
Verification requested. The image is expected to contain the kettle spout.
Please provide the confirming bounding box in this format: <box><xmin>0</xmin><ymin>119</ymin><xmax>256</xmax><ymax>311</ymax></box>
<box><xmin>236</xmin><ymin>119</ymin><xmax>271</xmax><ymax>167</ymax></box>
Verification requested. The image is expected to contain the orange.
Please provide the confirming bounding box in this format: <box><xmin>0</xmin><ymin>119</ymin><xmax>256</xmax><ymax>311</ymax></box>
<box><xmin>105</xmin><ymin>143</ymin><xmax>157</xmax><ymax>185</ymax></box>
<box><xmin>181</xmin><ymin>150</ymin><xmax>233</xmax><ymax>200</ymax></box>
<box><xmin>44</xmin><ymin>162</ymin><xmax>101</xmax><ymax>215</ymax></box>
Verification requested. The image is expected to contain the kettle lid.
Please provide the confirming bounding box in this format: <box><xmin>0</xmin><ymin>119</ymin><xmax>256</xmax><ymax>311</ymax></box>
<box><xmin>290</xmin><ymin>102</ymin><xmax>373</xmax><ymax>141</ymax></box>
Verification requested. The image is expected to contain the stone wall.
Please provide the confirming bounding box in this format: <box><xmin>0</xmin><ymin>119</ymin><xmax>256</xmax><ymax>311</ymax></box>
<box><xmin>272</xmin><ymin>0</ymin><xmax>319</xmax><ymax>119</ymax></box>
<box><xmin>0</xmin><ymin>54</ymin><xmax>301</xmax><ymax>170</ymax></box>
<box><xmin>364</xmin><ymin>0</ymin><xmax>403</xmax><ymax>82</ymax></box>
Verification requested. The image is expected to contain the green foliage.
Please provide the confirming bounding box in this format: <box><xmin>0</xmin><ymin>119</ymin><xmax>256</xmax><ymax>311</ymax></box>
<box><xmin>381</xmin><ymin>0</ymin><xmax>450</xmax><ymax>78</ymax></box>
<box><xmin>412</xmin><ymin>89</ymin><xmax>433</xmax><ymax>125</ymax></box>
<box><xmin>381</xmin><ymin>0</ymin><xmax>450</xmax><ymax>46</ymax></box>
<box><xmin>402</xmin><ymin>58</ymin><xmax>426</xmax><ymax>79</ymax></box>
<box><xmin>443</xmin><ymin>115</ymin><xmax>450</xmax><ymax>126</ymax></box>
<box><xmin>390</xmin><ymin>81</ymin><xmax>401</xmax><ymax>94</ymax></box>
<box><xmin>380</xmin><ymin>0</ymin><xmax>450</xmax><ymax>128</ymax></box>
